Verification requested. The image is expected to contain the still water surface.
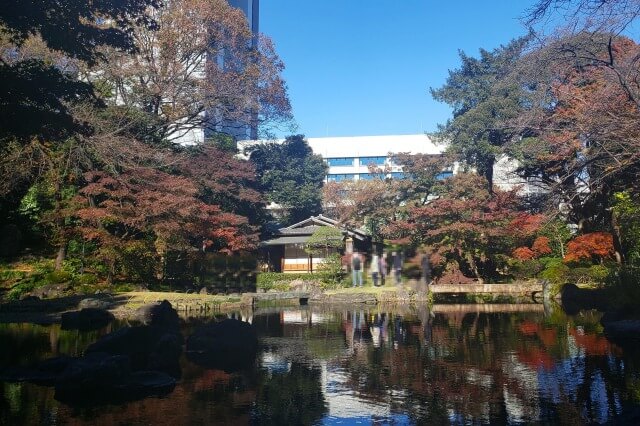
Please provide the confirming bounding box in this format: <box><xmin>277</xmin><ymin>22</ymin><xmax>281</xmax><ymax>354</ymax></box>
<box><xmin>1</xmin><ymin>304</ymin><xmax>640</xmax><ymax>425</ymax></box>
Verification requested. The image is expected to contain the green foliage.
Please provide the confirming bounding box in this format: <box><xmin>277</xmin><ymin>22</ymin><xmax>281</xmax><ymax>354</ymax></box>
<box><xmin>119</xmin><ymin>242</ymin><xmax>158</xmax><ymax>285</ymax></box>
<box><xmin>257</xmin><ymin>268</ymin><xmax>347</xmax><ymax>291</ymax></box>
<box><xmin>315</xmin><ymin>253</ymin><xmax>346</xmax><ymax>288</ymax></box>
<box><xmin>72</xmin><ymin>273</ymin><xmax>98</xmax><ymax>286</ymax></box>
<box><xmin>507</xmin><ymin>258</ymin><xmax>544</xmax><ymax>280</ymax></box>
<box><xmin>305</xmin><ymin>226</ymin><xmax>343</xmax><ymax>255</ymax></box>
<box><xmin>430</xmin><ymin>35</ymin><xmax>532</xmax><ymax>186</ymax></box>
<box><xmin>44</xmin><ymin>270</ymin><xmax>71</xmax><ymax>284</ymax></box>
<box><xmin>539</xmin><ymin>257</ymin><xmax>570</xmax><ymax>287</ymax></box>
<box><xmin>612</xmin><ymin>191</ymin><xmax>640</xmax><ymax>265</ymax></box>
<box><xmin>538</xmin><ymin>219</ymin><xmax>572</xmax><ymax>258</ymax></box>
<box><xmin>604</xmin><ymin>266</ymin><xmax>640</xmax><ymax>314</ymax></box>
<box><xmin>568</xmin><ymin>264</ymin><xmax>610</xmax><ymax>285</ymax></box>
<box><xmin>247</xmin><ymin>135</ymin><xmax>327</xmax><ymax>225</ymax></box>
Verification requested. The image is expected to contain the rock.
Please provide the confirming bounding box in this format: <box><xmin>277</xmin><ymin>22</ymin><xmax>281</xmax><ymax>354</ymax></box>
<box><xmin>134</xmin><ymin>300</ymin><xmax>180</xmax><ymax>330</ymax></box>
<box><xmin>86</xmin><ymin>326</ymin><xmax>179</xmax><ymax>372</ymax></box>
<box><xmin>147</xmin><ymin>333</ymin><xmax>183</xmax><ymax>376</ymax></box>
<box><xmin>186</xmin><ymin>319</ymin><xmax>258</xmax><ymax>372</ymax></box>
<box><xmin>57</xmin><ymin>352</ymin><xmax>132</xmax><ymax>390</ymax></box>
<box><xmin>560</xmin><ymin>283</ymin><xmax>609</xmax><ymax>314</ymax></box>
<box><xmin>30</xmin><ymin>283</ymin><xmax>69</xmax><ymax>299</ymax></box>
<box><xmin>19</xmin><ymin>295</ymin><xmax>40</xmax><ymax>302</ymax></box>
<box><xmin>54</xmin><ymin>367</ymin><xmax>176</xmax><ymax>406</ymax></box>
<box><xmin>78</xmin><ymin>298</ymin><xmax>112</xmax><ymax>310</ymax></box>
<box><xmin>0</xmin><ymin>356</ymin><xmax>73</xmax><ymax>386</ymax></box>
<box><xmin>61</xmin><ymin>308</ymin><xmax>114</xmax><ymax>331</ymax></box>
<box><xmin>288</xmin><ymin>279</ymin><xmax>306</xmax><ymax>291</ymax></box>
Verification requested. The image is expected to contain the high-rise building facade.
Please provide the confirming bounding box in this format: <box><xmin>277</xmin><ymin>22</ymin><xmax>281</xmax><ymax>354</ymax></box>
<box><xmin>210</xmin><ymin>0</ymin><xmax>260</xmax><ymax>140</ymax></box>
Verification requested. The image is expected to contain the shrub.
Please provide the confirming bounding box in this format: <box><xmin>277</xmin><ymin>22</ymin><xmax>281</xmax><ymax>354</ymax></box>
<box><xmin>315</xmin><ymin>253</ymin><xmax>346</xmax><ymax>286</ymax></box>
<box><xmin>532</xmin><ymin>236</ymin><xmax>552</xmax><ymax>256</ymax></box>
<box><xmin>564</xmin><ymin>232</ymin><xmax>615</xmax><ymax>263</ymax></box>
<box><xmin>539</xmin><ymin>257</ymin><xmax>570</xmax><ymax>287</ymax></box>
<box><xmin>257</xmin><ymin>270</ymin><xmax>346</xmax><ymax>292</ymax></box>
<box><xmin>568</xmin><ymin>264</ymin><xmax>611</xmax><ymax>285</ymax></box>
<box><xmin>508</xmin><ymin>258</ymin><xmax>543</xmax><ymax>280</ymax></box>
<box><xmin>119</xmin><ymin>241</ymin><xmax>157</xmax><ymax>284</ymax></box>
<box><xmin>45</xmin><ymin>270</ymin><xmax>72</xmax><ymax>283</ymax></box>
<box><xmin>73</xmin><ymin>273</ymin><xmax>98</xmax><ymax>286</ymax></box>
<box><xmin>402</xmin><ymin>263</ymin><xmax>422</xmax><ymax>280</ymax></box>
<box><xmin>604</xmin><ymin>266</ymin><xmax>640</xmax><ymax>313</ymax></box>
<box><xmin>513</xmin><ymin>247</ymin><xmax>536</xmax><ymax>261</ymax></box>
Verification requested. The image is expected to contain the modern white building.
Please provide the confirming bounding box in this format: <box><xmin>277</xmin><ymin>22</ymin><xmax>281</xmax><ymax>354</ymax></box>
<box><xmin>240</xmin><ymin>134</ymin><xmax>454</xmax><ymax>182</ymax></box>
<box><xmin>241</xmin><ymin>134</ymin><xmax>539</xmax><ymax>195</ymax></box>
<box><xmin>306</xmin><ymin>134</ymin><xmax>452</xmax><ymax>182</ymax></box>
<box><xmin>170</xmin><ymin>0</ymin><xmax>260</xmax><ymax>145</ymax></box>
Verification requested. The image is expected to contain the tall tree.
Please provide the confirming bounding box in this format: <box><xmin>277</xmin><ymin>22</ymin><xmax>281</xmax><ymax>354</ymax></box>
<box><xmin>91</xmin><ymin>0</ymin><xmax>293</xmax><ymax>141</ymax></box>
<box><xmin>383</xmin><ymin>173</ymin><xmax>543</xmax><ymax>282</ymax></box>
<box><xmin>430</xmin><ymin>36</ymin><xmax>532</xmax><ymax>190</ymax></box>
<box><xmin>509</xmin><ymin>35</ymin><xmax>640</xmax><ymax>261</ymax></box>
<box><xmin>247</xmin><ymin>135</ymin><xmax>326</xmax><ymax>225</ymax></box>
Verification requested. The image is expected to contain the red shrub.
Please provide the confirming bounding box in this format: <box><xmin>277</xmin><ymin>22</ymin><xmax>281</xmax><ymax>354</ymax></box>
<box><xmin>513</xmin><ymin>246</ymin><xmax>536</xmax><ymax>260</ymax></box>
<box><xmin>532</xmin><ymin>236</ymin><xmax>552</xmax><ymax>256</ymax></box>
<box><xmin>564</xmin><ymin>232</ymin><xmax>615</xmax><ymax>263</ymax></box>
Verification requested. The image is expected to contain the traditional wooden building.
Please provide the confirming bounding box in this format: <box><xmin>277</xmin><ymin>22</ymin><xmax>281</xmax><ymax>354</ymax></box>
<box><xmin>261</xmin><ymin>215</ymin><xmax>370</xmax><ymax>273</ymax></box>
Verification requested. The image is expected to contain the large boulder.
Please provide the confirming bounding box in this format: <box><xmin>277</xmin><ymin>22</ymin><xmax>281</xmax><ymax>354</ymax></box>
<box><xmin>560</xmin><ymin>283</ymin><xmax>609</xmax><ymax>314</ymax></box>
<box><xmin>134</xmin><ymin>300</ymin><xmax>180</xmax><ymax>331</ymax></box>
<box><xmin>186</xmin><ymin>319</ymin><xmax>258</xmax><ymax>372</ymax></box>
<box><xmin>86</xmin><ymin>301</ymin><xmax>183</xmax><ymax>375</ymax></box>
<box><xmin>78</xmin><ymin>297</ymin><xmax>112</xmax><ymax>310</ymax></box>
<box><xmin>86</xmin><ymin>325</ymin><xmax>181</xmax><ymax>372</ymax></box>
<box><xmin>56</xmin><ymin>352</ymin><xmax>132</xmax><ymax>390</ymax></box>
<box><xmin>55</xmin><ymin>353</ymin><xmax>176</xmax><ymax>406</ymax></box>
<box><xmin>61</xmin><ymin>308</ymin><xmax>114</xmax><ymax>331</ymax></box>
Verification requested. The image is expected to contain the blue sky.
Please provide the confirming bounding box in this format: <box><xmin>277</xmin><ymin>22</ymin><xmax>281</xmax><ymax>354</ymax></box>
<box><xmin>261</xmin><ymin>1</ymin><xmax>533</xmax><ymax>138</ymax></box>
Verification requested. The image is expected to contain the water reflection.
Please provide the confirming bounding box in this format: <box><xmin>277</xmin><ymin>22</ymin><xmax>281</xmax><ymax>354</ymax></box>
<box><xmin>1</xmin><ymin>304</ymin><xmax>640</xmax><ymax>425</ymax></box>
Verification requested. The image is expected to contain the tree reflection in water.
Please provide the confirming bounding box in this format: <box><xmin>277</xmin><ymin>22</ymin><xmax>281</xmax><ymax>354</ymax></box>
<box><xmin>2</xmin><ymin>305</ymin><xmax>640</xmax><ymax>425</ymax></box>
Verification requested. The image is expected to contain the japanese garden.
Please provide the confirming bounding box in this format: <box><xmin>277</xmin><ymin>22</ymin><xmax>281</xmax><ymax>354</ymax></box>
<box><xmin>2</xmin><ymin>0</ymin><xmax>640</xmax><ymax>424</ymax></box>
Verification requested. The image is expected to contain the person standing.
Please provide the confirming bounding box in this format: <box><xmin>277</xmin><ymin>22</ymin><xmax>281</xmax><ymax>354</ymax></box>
<box><xmin>370</xmin><ymin>253</ymin><xmax>380</xmax><ymax>286</ymax></box>
<box><xmin>351</xmin><ymin>252</ymin><xmax>363</xmax><ymax>287</ymax></box>
<box><xmin>392</xmin><ymin>251</ymin><xmax>403</xmax><ymax>285</ymax></box>
<box><xmin>380</xmin><ymin>252</ymin><xmax>387</xmax><ymax>286</ymax></box>
<box><xmin>421</xmin><ymin>252</ymin><xmax>431</xmax><ymax>287</ymax></box>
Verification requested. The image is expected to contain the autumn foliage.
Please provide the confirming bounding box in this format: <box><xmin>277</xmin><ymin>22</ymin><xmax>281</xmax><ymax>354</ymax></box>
<box><xmin>564</xmin><ymin>232</ymin><xmax>615</xmax><ymax>263</ymax></box>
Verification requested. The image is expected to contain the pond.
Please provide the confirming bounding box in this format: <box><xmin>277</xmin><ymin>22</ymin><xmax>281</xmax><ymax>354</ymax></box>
<box><xmin>1</xmin><ymin>303</ymin><xmax>640</xmax><ymax>425</ymax></box>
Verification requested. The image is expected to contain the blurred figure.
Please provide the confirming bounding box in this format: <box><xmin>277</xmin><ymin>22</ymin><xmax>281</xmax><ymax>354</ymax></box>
<box><xmin>421</xmin><ymin>251</ymin><xmax>431</xmax><ymax>287</ymax></box>
<box><xmin>351</xmin><ymin>252</ymin><xmax>363</xmax><ymax>287</ymax></box>
<box><xmin>392</xmin><ymin>251</ymin><xmax>403</xmax><ymax>285</ymax></box>
<box><xmin>370</xmin><ymin>253</ymin><xmax>380</xmax><ymax>286</ymax></box>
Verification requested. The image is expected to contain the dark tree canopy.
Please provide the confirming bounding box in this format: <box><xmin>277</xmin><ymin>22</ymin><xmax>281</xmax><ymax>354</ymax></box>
<box><xmin>1</xmin><ymin>0</ymin><xmax>159</xmax><ymax>63</ymax></box>
<box><xmin>247</xmin><ymin>135</ymin><xmax>327</xmax><ymax>225</ymax></box>
<box><xmin>430</xmin><ymin>35</ymin><xmax>533</xmax><ymax>189</ymax></box>
<box><xmin>0</xmin><ymin>0</ymin><xmax>159</xmax><ymax>143</ymax></box>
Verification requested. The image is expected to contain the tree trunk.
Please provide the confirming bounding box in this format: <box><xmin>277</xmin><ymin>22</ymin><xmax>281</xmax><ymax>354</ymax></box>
<box><xmin>466</xmin><ymin>253</ymin><xmax>484</xmax><ymax>284</ymax></box>
<box><xmin>55</xmin><ymin>241</ymin><xmax>67</xmax><ymax>270</ymax></box>
<box><xmin>610</xmin><ymin>208</ymin><xmax>624</xmax><ymax>264</ymax></box>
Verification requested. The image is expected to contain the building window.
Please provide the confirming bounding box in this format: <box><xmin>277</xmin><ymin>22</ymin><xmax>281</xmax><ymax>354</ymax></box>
<box><xmin>359</xmin><ymin>156</ymin><xmax>386</xmax><ymax>166</ymax></box>
<box><xmin>327</xmin><ymin>174</ymin><xmax>356</xmax><ymax>182</ymax></box>
<box><xmin>326</xmin><ymin>157</ymin><xmax>354</xmax><ymax>167</ymax></box>
<box><xmin>359</xmin><ymin>173</ymin><xmax>377</xmax><ymax>180</ymax></box>
<box><xmin>389</xmin><ymin>172</ymin><xmax>406</xmax><ymax>179</ymax></box>
<box><xmin>435</xmin><ymin>171</ymin><xmax>453</xmax><ymax>180</ymax></box>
